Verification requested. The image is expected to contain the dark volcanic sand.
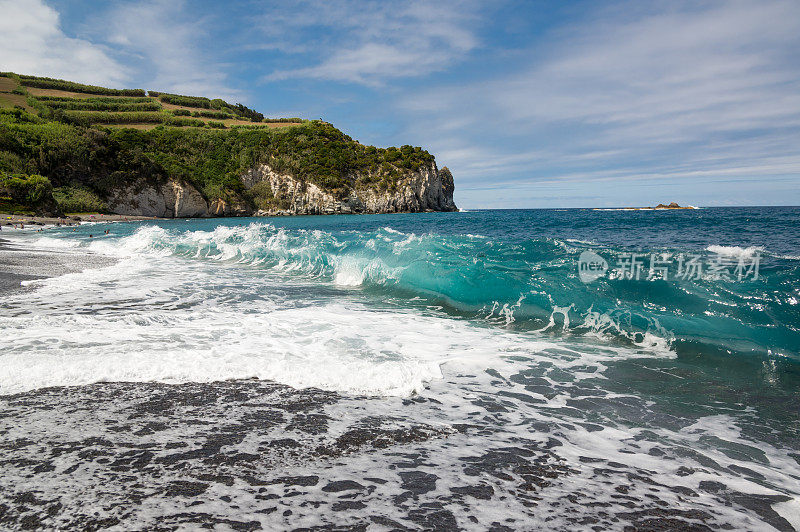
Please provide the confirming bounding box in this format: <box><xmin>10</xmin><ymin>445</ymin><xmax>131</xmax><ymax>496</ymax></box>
<box><xmin>1</xmin><ymin>377</ymin><xmax>792</xmax><ymax>531</ymax></box>
<box><xmin>0</xmin><ymin>238</ymin><xmax>115</xmax><ymax>295</ymax></box>
<box><xmin>1</xmin><ymin>230</ymin><xmax>797</xmax><ymax>530</ymax></box>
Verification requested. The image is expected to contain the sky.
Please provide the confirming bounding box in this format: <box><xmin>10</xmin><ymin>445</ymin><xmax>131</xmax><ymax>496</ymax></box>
<box><xmin>1</xmin><ymin>0</ymin><xmax>798</xmax><ymax>208</ymax></box>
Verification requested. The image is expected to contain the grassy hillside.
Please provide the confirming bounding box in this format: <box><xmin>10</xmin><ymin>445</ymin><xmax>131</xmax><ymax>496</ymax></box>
<box><xmin>0</xmin><ymin>73</ymin><xmax>436</xmax><ymax>215</ymax></box>
<box><xmin>1</xmin><ymin>72</ymin><xmax>301</xmax><ymax>130</ymax></box>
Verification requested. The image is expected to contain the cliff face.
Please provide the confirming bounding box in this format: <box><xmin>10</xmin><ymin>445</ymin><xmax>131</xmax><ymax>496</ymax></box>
<box><xmin>104</xmin><ymin>163</ymin><xmax>456</xmax><ymax>218</ymax></box>
<box><xmin>106</xmin><ymin>178</ymin><xmax>209</xmax><ymax>218</ymax></box>
<box><xmin>243</xmin><ymin>163</ymin><xmax>457</xmax><ymax>216</ymax></box>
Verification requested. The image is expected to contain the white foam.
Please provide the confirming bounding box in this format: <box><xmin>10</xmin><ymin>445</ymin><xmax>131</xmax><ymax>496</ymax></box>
<box><xmin>28</xmin><ymin>236</ymin><xmax>83</xmax><ymax>249</ymax></box>
<box><xmin>773</xmin><ymin>498</ymin><xmax>800</xmax><ymax>531</ymax></box>
<box><xmin>705</xmin><ymin>245</ymin><xmax>765</xmax><ymax>258</ymax></box>
<box><xmin>1</xmin><ymin>240</ymin><xmax>571</xmax><ymax>397</ymax></box>
<box><xmin>0</xmin><ymin>296</ymin><xmax>566</xmax><ymax>396</ymax></box>
<box><xmin>0</xmin><ymin>243</ymin><xmax>672</xmax><ymax>397</ymax></box>
<box><xmin>1</xmin><ymin>223</ymin><xmax>682</xmax><ymax>397</ymax></box>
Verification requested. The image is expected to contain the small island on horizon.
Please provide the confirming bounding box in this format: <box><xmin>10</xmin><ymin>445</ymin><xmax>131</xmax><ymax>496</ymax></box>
<box><xmin>651</xmin><ymin>202</ymin><xmax>695</xmax><ymax>210</ymax></box>
<box><xmin>594</xmin><ymin>202</ymin><xmax>697</xmax><ymax>211</ymax></box>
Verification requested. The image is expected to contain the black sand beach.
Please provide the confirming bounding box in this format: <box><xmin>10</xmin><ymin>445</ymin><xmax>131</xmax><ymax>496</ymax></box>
<box><xmin>0</xmin><ymin>237</ymin><xmax>115</xmax><ymax>295</ymax></box>
<box><xmin>1</xmin><ymin>217</ymin><xmax>798</xmax><ymax>531</ymax></box>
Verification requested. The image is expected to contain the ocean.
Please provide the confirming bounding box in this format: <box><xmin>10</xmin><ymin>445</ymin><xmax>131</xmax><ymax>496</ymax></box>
<box><xmin>1</xmin><ymin>207</ymin><xmax>799</xmax><ymax>530</ymax></box>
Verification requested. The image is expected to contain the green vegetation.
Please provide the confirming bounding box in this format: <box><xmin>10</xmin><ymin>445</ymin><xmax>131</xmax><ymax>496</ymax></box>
<box><xmin>158</xmin><ymin>93</ymin><xmax>212</xmax><ymax>109</ymax></box>
<box><xmin>250</xmin><ymin>180</ymin><xmax>289</xmax><ymax>210</ymax></box>
<box><xmin>18</xmin><ymin>74</ymin><xmax>145</xmax><ymax>96</ymax></box>
<box><xmin>35</xmin><ymin>96</ymin><xmax>154</xmax><ymax>104</ymax></box>
<box><xmin>229</xmin><ymin>103</ymin><xmax>263</xmax><ymax>122</ymax></box>
<box><xmin>155</xmin><ymin>92</ymin><xmax>264</xmax><ymax>121</ymax></box>
<box><xmin>0</xmin><ymin>73</ymin><xmax>437</xmax><ymax>215</ymax></box>
<box><xmin>59</xmin><ymin>110</ymin><xmax>167</xmax><ymax>125</ymax></box>
<box><xmin>192</xmin><ymin>110</ymin><xmax>234</xmax><ymax>120</ymax></box>
<box><xmin>38</xmin><ymin>100</ymin><xmax>162</xmax><ymax>112</ymax></box>
<box><xmin>165</xmin><ymin>117</ymin><xmax>206</xmax><ymax>127</ymax></box>
<box><xmin>231</xmin><ymin>124</ymin><xmax>281</xmax><ymax>129</ymax></box>
<box><xmin>0</xmin><ymin>172</ymin><xmax>58</xmax><ymax>215</ymax></box>
<box><xmin>52</xmin><ymin>185</ymin><xmax>108</xmax><ymax>213</ymax></box>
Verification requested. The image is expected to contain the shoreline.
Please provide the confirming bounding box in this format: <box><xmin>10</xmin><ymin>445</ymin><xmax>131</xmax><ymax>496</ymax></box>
<box><xmin>1</xmin><ymin>213</ymin><xmax>161</xmax><ymax>228</ymax></box>
<box><xmin>0</xmin><ymin>210</ymin><xmax>462</xmax><ymax>229</ymax></box>
<box><xmin>0</xmin><ymin>236</ymin><xmax>117</xmax><ymax>296</ymax></box>
<box><xmin>0</xmin><ymin>209</ymin><xmax>797</xmax><ymax>530</ymax></box>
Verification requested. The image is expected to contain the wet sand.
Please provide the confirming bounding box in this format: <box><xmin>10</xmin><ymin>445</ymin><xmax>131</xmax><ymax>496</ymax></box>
<box><xmin>0</xmin><ymin>238</ymin><xmax>116</xmax><ymax>295</ymax></box>
<box><xmin>0</xmin><ymin>213</ymin><xmax>160</xmax><ymax>228</ymax></box>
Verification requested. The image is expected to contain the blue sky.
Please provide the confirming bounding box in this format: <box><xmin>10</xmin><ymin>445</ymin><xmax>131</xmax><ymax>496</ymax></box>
<box><xmin>1</xmin><ymin>0</ymin><xmax>799</xmax><ymax>208</ymax></box>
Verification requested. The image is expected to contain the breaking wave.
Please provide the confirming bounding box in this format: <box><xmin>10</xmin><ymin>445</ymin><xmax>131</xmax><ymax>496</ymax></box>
<box><xmin>24</xmin><ymin>222</ymin><xmax>799</xmax><ymax>361</ymax></box>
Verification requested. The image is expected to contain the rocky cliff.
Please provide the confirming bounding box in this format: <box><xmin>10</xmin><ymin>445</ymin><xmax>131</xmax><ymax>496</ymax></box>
<box><xmin>0</xmin><ymin>75</ymin><xmax>458</xmax><ymax>219</ymax></box>
<box><xmin>242</xmin><ymin>162</ymin><xmax>457</xmax><ymax>216</ymax></box>
<box><xmin>105</xmin><ymin>163</ymin><xmax>457</xmax><ymax>218</ymax></box>
<box><xmin>106</xmin><ymin>178</ymin><xmax>209</xmax><ymax>218</ymax></box>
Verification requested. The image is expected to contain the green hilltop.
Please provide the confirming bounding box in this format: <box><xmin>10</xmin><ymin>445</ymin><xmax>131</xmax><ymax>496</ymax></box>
<box><xmin>0</xmin><ymin>73</ymin><xmax>437</xmax><ymax>216</ymax></box>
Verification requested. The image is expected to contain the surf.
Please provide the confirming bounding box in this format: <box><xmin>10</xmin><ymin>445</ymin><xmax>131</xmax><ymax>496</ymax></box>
<box><xmin>23</xmin><ymin>220</ymin><xmax>795</xmax><ymax>362</ymax></box>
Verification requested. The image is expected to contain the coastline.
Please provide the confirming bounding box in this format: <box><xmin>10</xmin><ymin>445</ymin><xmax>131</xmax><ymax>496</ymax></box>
<box><xmin>0</xmin><ymin>209</ymin><xmax>461</xmax><ymax>228</ymax></box>
<box><xmin>1</xmin><ymin>213</ymin><xmax>161</xmax><ymax>228</ymax></box>
<box><xmin>0</xmin><ymin>236</ymin><xmax>116</xmax><ymax>295</ymax></box>
<box><xmin>0</xmin><ymin>208</ymin><xmax>798</xmax><ymax>530</ymax></box>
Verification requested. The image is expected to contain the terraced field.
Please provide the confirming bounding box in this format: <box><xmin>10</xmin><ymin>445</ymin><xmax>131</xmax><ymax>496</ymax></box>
<box><xmin>0</xmin><ymin>73</ymin><xmax>304</xmax><ymax>131</ymax></box>
<box><xmin>0</xmin><ymin>76</ymin><xmax>33</xmax><ymax>111</ymax></box>
<box><xmin>0</xmin><ymin>77</ymin><xmax>17</xmax><ymax>92</ymax></box>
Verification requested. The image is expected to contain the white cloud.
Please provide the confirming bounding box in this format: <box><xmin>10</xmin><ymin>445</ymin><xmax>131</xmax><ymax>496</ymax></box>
<box><xmin>263</xmin><ymin>0</ymin><xmax>480</xmax><ymax>84</ymax></box>
<box><xmin>0</xmin><ymin>0</ymin><xmax>126</xmax><ymax>86</ymax></box>
<box><xmin>101</xmin><ymin>0</ymin><xmax>239</xmax><ymax>99</ymax></box>
<box><xmin>400</xmin><ymin>0</ymin><xmax>800</xmax><ymax>200</ymax></box>
<box><xmin>0</xmin><ymin>0</ymin><xmax>239</xmax><ymax>99</ymax></box>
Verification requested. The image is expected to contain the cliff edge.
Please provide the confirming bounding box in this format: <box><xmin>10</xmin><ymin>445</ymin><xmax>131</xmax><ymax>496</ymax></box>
<box><xmin>102</xmin><ymin>163</ymin><xmax>457</xmax><ymax>218</ymax></box>
<box><xmin>242</xmin><ymin>163</ymin><xmax>456</xmax><ymax>216</ymax></box>
<box><xmin>0</xmin><ymin>72</ymin><xmax>458</xmax><ymax>218</ymax></box>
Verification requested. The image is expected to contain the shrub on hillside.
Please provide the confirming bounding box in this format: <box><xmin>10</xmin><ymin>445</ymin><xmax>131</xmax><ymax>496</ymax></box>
<box><xmin>36</xmin><ymin>96</ymin><xmax>155</xmax><ymax>104</ymax></box>
<box><xmin>0</xmin><ymin>111</ymin><xmax>437</xmax><ymax>209</ymax></box>
<box><xmin>0</xmin><ymin>150</ymin><xmax>25</xmax><ymax>173</ymax></box>
<box><xmin>207</xmin><ymin>98</ymin><xmax>265</xmax><ymax>122</ymax></box>
<box><xmin>60</xmin><ymin>111</ymin><xmax>166</xmax><ymax>125</ymax></box>
<box><xmin>18</xmin><ymin>75</ymin><xmax>145</xmax><ymax>96</ymax></box>
<box><xmin>52</xmin><ymin>185</ymin><xmax>108</xmax><ymax>213</ymax></box>
<box><xmin>233</xmin><ymin>103</ymin><xmax>264</xmax><ymax>122</ymax></box>
<box><xmin>43</xmin><ymin>101</ymin><xmax>162</xmax><ymax>112</ymax></box>
<box><xmin>230</xmin><ymin>124</ymin><xmax>274</xmax><ymax>129</ymax></box>
<box><xmin>192</xmin><ymin>110</ymin><xmax>233</xmax><ymax>120</ymax></box>
<box><xmin>165</xmin><ymin>117</ymin><xmax>206</xmax><ymax>127</ymax></box>
<box><xmin>206</xmin><ymin>121</ymin><xmax>226</xmax><ymax>129</ymax></box>
<box><xmin>0</xmin><ymin>107</ymin><xmax>42</xmax><ymax>124</ymax></box>
<box><xmin>171</xmin><ymin>109</ymin><xmax>191</xmax><ymax>116</ymax></box>
<box><xmin>159</xmin><ymin>94</ymin><xmax>212</xmax><ymax>108</ymax></box>
<box><xmin>0</xmin><ymin>172</ymin><xmax>60</xmax><ymax>215</ymax></box>
<box><xmin>249</xmin><ymin>180</ymin><xmax>290</xmax><ymax>210</ymax></box>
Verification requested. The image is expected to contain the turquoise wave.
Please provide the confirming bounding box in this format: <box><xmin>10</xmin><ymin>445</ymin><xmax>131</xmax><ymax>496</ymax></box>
<box><xmin>109</xmin><ymin>223</ymin><xmax>800</xmax><ymax>360</ymax></box>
